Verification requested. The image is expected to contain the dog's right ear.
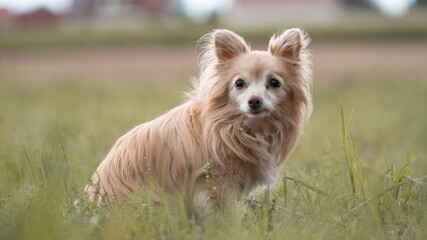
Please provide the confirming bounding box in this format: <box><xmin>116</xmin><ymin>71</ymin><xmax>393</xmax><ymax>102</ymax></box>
<box><xmin>213</xmin><ymin>29</ymin><xmax>249</xmax><ymax>62</ymax></box>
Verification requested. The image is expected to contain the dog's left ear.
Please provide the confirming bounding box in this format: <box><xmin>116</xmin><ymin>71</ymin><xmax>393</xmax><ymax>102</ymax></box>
<box><xmin>213</xmin><ymin>29</ymin><xmax>249</xmax><ymax>62</ymax></box>
<box><xmin>269</xmin><ymin>28</ymin><xmax>305</xmax><ymax>61</ymax></box>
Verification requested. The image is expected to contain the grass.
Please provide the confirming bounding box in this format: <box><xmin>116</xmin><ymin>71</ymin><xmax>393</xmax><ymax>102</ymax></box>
<box><xmin>0</xmin><ymin>77</ymin><xmax>426</xmax><ymax>239</ymax></box>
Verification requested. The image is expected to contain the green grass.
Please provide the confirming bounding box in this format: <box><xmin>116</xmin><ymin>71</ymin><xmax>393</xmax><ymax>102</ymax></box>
<box><xmin>0</xmin><ymin>79</ymin><xmax>426</xmax><ymax>239</ymax></box>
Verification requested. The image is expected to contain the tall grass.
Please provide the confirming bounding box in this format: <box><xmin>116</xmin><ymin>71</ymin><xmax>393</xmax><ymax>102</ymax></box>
<box><xmin>0</xmin><ymin>80</ymin><xmax>425</xmax><ymax>239</ymax></box>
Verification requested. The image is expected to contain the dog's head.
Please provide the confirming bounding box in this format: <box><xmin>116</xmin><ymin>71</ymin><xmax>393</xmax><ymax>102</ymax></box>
<box><xmin>194</xmin><ymin>29</ymin><xmax>312</xmax><ymax>167</ymax></box>
<box><xmin>198</xmin><ymin>28</ymin><xmax>312</xmax><ymax>127</ymax></box>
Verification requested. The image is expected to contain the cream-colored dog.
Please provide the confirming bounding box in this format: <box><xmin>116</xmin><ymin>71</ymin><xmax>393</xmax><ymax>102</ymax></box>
<box><xmin>86</xmin><ymin>28</ymin><xmax>312</xmax><ymax>217</ymax></box>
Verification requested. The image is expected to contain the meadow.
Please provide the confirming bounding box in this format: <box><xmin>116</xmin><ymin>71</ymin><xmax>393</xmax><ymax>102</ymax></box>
<box><xmin>0</xmin><ymin>40</ymin><xmax>426</xmax><ymax>239</ymax></box>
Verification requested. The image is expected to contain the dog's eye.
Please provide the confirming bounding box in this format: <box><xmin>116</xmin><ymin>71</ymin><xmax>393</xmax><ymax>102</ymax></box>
<box><xmin>269</xmin><ymin>79</ymin><xmax>280</xmax><ymax>88</ymax></box>
<box><xmin>235</xmin><ymin>79</ymin><xmax>245</xmax><ymax>88</ymax></box>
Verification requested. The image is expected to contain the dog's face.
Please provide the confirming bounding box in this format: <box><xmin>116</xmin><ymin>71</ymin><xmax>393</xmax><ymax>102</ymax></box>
<box><xmin>227</xmin><ymin>52</ymin><xmax>288</xmax><ymax>118</ymax></box>
<box><xmin>211</xmin><ymin>29</ymin><xmax>309</xmax><ymax>120</ymax></box>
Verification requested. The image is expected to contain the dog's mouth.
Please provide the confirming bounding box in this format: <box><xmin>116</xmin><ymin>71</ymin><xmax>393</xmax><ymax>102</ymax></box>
<box><xmin>250</xmin><ymin>109</ymin><xmax>265</xmax><ymax>114</ymax></box>
<box><xmin>246</xmin><ymin>109</ymin><xmax>269</xmax><ymax>118</ymax></box>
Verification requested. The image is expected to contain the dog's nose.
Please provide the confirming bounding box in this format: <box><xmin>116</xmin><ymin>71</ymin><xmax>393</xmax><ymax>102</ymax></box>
<box><xmin>248</xmin><ymin>96</ymin><xmax>263</xmax><ymax>109</ymax></box>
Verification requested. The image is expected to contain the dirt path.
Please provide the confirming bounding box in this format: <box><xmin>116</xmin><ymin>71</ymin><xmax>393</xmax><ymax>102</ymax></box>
<box><xmin>1</xmin><ymin>41</ymin><xmax>426</xmax><ymax>83</ymax></box>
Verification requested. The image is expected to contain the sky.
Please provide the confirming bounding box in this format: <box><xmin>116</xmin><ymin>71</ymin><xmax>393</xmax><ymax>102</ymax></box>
<box><xmin>0</xmin><ymin>0</ymin><xmax>419</xmax><ymax>17</ymax></box>
<box><xmin>179</xmin><ymin>0</ymin><xmax>233</xmax><ymax>21</ymax></box>
<box><xmin>373</xmin><ymin>0</ymin><xmax>417</xmax><ymax>16</ymax></box>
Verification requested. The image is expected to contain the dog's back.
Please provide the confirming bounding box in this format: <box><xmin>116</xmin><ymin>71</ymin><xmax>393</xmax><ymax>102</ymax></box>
<box><xmin>85</xmin><ymin>102</ymin><xmax>205</xmax><ymax>203</ymax></box>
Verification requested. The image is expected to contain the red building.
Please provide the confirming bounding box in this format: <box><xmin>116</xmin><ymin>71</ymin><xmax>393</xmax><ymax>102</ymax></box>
<box><xmin>15</xmin><ymin>8</ymin><xmax>62</xmax><ymax>29</ymax></box>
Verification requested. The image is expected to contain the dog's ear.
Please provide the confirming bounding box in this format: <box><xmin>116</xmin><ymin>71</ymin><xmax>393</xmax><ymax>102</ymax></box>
<box><xmin>269</xmin><ymin>28</ymin><xmax>305</xmax><ymax>61</ymax></box>
<box><xmin>213</xmin><ymin>29</ymin><xmax>249</xmax><ymax>62</ymax></box>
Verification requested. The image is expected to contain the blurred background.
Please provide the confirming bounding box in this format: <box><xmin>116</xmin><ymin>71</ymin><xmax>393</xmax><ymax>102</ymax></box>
<box><xmin>1</xmin><ymin>0</ymin><xmax>427</xmax><ymax>84</ymax></box>
<box><xmin>0</xmin><ymin>0</ymin><xmax>426</xmax><ymax>187</ymax></box>
<box><xmin>1</xmin><ymin>2</ymin><xmax>426</xmax><ymax>239</ymax></box>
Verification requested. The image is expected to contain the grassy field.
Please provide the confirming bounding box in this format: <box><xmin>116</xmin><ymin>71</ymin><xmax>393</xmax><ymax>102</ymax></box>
<box><xmin>0</xmin><ymin>43</ymin><xmax>426</xmax><ymax>239</ymax></box>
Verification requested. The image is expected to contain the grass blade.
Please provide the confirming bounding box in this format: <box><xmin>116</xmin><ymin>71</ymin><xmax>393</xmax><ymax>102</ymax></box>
<box><xmin>341</xmin><ymin>106</ymin><xmax>355</xmax><ymax>194</ymax></box>
<box><xmin>9</xmin><ymin>120</ymin><xmax>36</xmax><ymax>185</ymax></box>
<box><xmin>348</xmin><ymin>109</ymin><xmax>366</xmax><ymax>197</ymax></box>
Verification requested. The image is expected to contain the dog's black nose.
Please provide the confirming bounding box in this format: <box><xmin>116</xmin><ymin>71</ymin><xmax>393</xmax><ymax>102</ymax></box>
<box><xmin>248</xmin><ymin>96</ymin><xmax>263</xmax><ymax>109</ymax></box>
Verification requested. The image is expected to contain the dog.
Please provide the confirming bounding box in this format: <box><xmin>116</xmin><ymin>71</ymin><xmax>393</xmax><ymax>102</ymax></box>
<box><xmin>85</xmin><ymin>28</ymin><xmax>312</xmax><ymax>218</ymax></box>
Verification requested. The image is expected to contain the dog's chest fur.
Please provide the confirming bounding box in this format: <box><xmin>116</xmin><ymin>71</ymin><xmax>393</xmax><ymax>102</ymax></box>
<box><xmin>210</xmin><ymin>121</ymin><xmax>281</xmax><ymax>192</ymax></box>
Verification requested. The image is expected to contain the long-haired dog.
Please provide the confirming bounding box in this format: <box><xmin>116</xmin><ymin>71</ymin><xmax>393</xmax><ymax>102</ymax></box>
<box><xmin>86</xmin><ymin>28</ymin><xmax>312</xmax><ymax>217</ymax></box>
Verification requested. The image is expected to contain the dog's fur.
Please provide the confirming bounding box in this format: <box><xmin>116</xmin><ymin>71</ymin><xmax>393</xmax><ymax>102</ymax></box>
<box><xmin>85</xmin><ymin>28</ymin><xmax>312</xmax><ymax>216</ymax></box>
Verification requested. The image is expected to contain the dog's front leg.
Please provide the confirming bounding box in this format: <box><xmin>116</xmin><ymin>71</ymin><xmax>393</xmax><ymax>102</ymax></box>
<box><xmin>192</xmin><ymin>178</ymin><xmax>240</xmax><ymax>222</ymax></box>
